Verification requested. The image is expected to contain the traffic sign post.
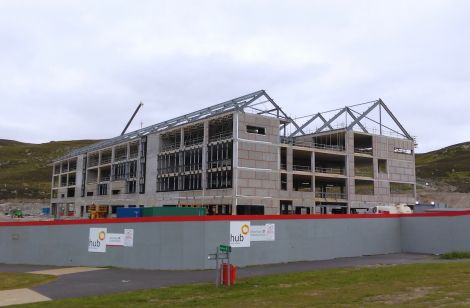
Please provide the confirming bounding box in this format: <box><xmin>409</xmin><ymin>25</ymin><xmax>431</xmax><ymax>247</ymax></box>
<box><xmin>227</xmin><ymin>248</ymin><xmax>231</xmax><ymax>287</ymax></box>
<box><xmin>208</xmin><ymin>244</ymin><xmax>232</xmax><ymax>287</ymax></box>
<box><xmin>219</xmin><ymin>244</ymin><xmax>231</xmax><ymax>253</ymax></box>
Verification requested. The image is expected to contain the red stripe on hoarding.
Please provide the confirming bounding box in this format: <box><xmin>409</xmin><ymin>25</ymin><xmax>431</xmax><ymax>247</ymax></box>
<box><xmin>1</xmin><ymin>210</ymin><xmax>470</xmax><ymax>227</ymax></box>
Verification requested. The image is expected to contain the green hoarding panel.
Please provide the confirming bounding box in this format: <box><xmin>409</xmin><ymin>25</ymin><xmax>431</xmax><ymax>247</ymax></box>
<box><xmin>141</xmin><ymin>207</ymin><xmax>206</xmax><ymax>217</ymax></box>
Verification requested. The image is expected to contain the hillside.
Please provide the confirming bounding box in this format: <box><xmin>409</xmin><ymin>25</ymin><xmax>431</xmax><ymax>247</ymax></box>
<box><xmin>416</xmin><ymin>142</ymin><xmax>470</xmax><ymax>193</ymax></box>
<box><xmin>1</xmin><ymin>138</ymin><xmax>469</xmax><ymax>202</ymax></box>
<box><xmin>0</xmin><ymin>139</ymin><xmax>98</xmax><ymax>199</ymax></box>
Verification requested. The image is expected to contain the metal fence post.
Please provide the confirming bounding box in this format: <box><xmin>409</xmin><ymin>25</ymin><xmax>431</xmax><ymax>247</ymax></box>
<box><xmin>215</xmin><ymin>246</ymin><xmax>219</xmax><ymax>287</ymax></box>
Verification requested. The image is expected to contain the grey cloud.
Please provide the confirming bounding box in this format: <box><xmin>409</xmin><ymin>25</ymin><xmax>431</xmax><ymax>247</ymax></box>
<box><xmin>1</xmin><ymin>0</ymin><xmax>470</xmax><ymax>152</ymax></box>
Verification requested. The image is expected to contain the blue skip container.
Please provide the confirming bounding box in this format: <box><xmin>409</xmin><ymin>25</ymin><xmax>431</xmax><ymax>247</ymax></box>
<box><xmin>117</xmin><ymin>207</ymin><xmax>142</xmax><ymax>218</ymax></box>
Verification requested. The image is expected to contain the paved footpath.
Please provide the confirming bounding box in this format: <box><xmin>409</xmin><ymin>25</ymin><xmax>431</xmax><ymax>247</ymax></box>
<box><xmin>0</xmin><ymin>253</ymin><xmax>437</xmax><ymax>305</ymax></box>
<box><xmin>0</xmin><ymin>267</ymin><xmax>105</xmax><ymax>306</ymax></box>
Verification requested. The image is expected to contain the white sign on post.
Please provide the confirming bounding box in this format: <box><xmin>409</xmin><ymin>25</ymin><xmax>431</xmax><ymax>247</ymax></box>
<box><xmin>123</xmin><ymin>229</ymin><xmax>134</xmax><ymax>247</ymax></box>
<box><xmin>265</xmin><ymin>223</ymin><xmax>275</xmax><ymax>241</ymax></box>
<box><xmin>230</xmin><ymin>221</ymin><xmax>251</xmax><ymax>247</ymax></box>
<box><xmin>88</xmin><ymin>228</ymin><xmax>107</xmax><ymax>253</ymax></box>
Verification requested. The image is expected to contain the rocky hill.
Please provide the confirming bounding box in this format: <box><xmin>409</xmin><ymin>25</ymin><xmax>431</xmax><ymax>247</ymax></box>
<box><xmin>0</xmin><ymin>139</ymin><xmax>98</xmax><ymax>199</ymax></box>
<box><xmin>415</xmin><ymin>142</ymin><xmax>470</xmax><ymax>207</ymax></box>
<box><xmin>416</xmin><ymin>142</ymin><xmax>470</xmax><ymax>193</ymax></box>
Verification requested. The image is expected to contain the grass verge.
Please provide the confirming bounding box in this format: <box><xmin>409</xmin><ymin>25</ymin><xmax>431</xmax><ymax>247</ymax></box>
<box><xmin>0</xmin><ymin>272</ymin><xmax>55</xmax><ymax>291</ymax></box>
<box><xmin>439</xmin><ymin>251</ymin><xmax>470</xmax><ymax>259</ymax></box>
<box><xmin>22</xmin><ymin>262</ymin><xmax>470</xmax><ymax>307</ymax></box>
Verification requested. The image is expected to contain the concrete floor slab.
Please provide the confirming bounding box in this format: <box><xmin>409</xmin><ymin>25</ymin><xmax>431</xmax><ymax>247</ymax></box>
<box><xmin>0</xmin><ymin>288</ymin><xmax>51</xmax><ymax>306</ymax></box>
<box><xmin>29</xmin><ymin>267</ymin><xmax>107</xmax><ymax>276</ymax></box>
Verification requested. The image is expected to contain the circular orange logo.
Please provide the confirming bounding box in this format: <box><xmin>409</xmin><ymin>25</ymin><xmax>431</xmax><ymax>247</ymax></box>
<box><xmin>241</xmin><ymin>224</ymin><xmax>250</xmax><ymax>235</ymax></box>
<box><xmin>98</xmin><ymin>231</ymin><xmax>106</xmax><ymax>241</ymax></box>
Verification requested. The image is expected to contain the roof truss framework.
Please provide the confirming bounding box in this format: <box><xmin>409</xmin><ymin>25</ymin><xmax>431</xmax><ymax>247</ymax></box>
<box><xmin>287</xmin><ymin>99</ymin><xmax>413</xmax><ymax>140</ymax></box>
<box><xmin>62</xmin><ymin>90</ymin><xmax>292</xmax><ymax>160</ymax></box>
<box><xmin>57</xmin><ymin>91</ymin><xmax>413</xmax><ymax>161</ymax></box>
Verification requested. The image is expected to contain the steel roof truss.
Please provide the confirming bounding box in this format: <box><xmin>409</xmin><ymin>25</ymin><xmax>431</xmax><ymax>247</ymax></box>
<box><xmin>315</xmin><ymin>108</ymin><xmax>346</xmax><ymax>133</ymax></box>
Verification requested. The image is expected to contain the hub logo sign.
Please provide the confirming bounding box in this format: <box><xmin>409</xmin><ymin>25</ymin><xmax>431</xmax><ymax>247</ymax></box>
<box><xmin>230</xmin><ymin>221</ymin><xmax>251</xmax><ymax>247</ymax></box>
<box><xmin>88</xmin><ymin>228</ymin><xmax>107</xmax><ymax>253</ymax></box>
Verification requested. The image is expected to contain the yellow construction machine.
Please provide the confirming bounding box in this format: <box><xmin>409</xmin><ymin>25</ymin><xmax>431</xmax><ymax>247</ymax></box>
<box><xmin>88</xmin><ymin>204</ymin><xmax>108</xmax><ymax>219</ymax></box>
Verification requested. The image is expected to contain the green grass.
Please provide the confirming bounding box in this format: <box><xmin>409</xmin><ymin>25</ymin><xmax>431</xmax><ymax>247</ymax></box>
<box><xmin>22</xmin><ymin>262</ymin><xmax>470</xmax><ymax>307</ymax></box>
<box><xmin>440</xmin><ymin>251</ymin><xmax>470</xmax><ymax>259</ymax></box>
<box><xmin>0</xmin><ymin>139</ymin><xmax>98</xmax><ymax>199</ymax></box>
<box><xmin>0</xmin><ymin>272</ymin><xmax>55</xmax><ymax>291</ymax></box>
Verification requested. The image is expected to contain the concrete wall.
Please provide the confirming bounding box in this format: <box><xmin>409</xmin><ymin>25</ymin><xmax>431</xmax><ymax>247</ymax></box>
<box><xmin>236</xmin><ymin>112</ymin><xmax>281</xmax><ymax>213</ymax></box>
<box><xmin>0</xmin><ymin>217</ymin><xmax>399</xmax><ymax>270</ymax></box>
<box><xmin>3</xmin><ymin>212</ymin><xmax>469</xmax><ymax>270</ymax></box>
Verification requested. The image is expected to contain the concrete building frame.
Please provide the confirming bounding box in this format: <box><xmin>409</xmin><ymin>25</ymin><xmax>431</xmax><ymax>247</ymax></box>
<box><xmin>50</xmin><ymin>90</ymin><xmax>416</xmax><ymax>217</ymax></box>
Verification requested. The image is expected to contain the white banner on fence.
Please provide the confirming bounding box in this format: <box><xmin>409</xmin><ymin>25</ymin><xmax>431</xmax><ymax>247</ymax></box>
<box><xmin>230</xmin><ymin>221</ymin><xmax>251</xmax><ymax>247</ymax></box>
<box><xmin>88</xmin><ymin>228</ymin><xmax>107</xmax><ymax>253</ymax></box>
<box><xmin>106</xmin><ymin>233</ymin><xmax>124</xmax><ymax>246</ymax></box>
<box><xmin>251</xmin><ymin>224</ymin><xmax>275</xmax><ymax>242</ymax></box>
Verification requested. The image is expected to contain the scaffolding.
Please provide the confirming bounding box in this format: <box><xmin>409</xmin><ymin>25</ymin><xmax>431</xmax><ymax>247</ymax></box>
<box><xmin>184</xmin><ymin>123</ymin><xmax>204</xmax><ymax>146</ymax></box>
<box><xmin>209</xmin><ymin>115</ymin><xmax>233</xmax><ymax>142</ymax></box>
<box><xmin>101</xmin><ymin>150</ymin><xmax>112</xmax><ymax>164</ymax></box>
<box><xmin>160</xmin><ymin>130</ymin><xmax>181</xmax><ymax>152</ymax></box>
<box><xmin>129</xmin><ymin>142</ymin><xmax>139</xmax><ymax>158</ymax></box>
<box><xmin>114</xmin><ymin>145</ymin><xmax>127</xmax><ymax>161</ymax></box>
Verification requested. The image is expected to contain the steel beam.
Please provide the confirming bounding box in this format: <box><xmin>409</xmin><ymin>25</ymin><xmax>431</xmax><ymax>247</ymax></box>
<box><xmin>315</xmin><ymin>108</ymin><xmax>346</xmax><ymax>133</ymax></box>
<box><xmin>379</xmin><ymin>99</ymin><xmax>413</xmax><ymax>140</ymax></box>
<box><xmin>349</xmin><ymin>108</ymin><xmax>404</xmax><ymax>137</ymax></box>
<box><xmin>346</xmin><ymin>101</ymin><xmax>380</xmax><ymax>131</ymax></box>
<box><xmin>345</xmin><ymin>107</ymin><xmax>368</xmax><ymax>133</ymax></box>
<box><xmin>317</xmin><ymin>113</ymin><xmax>334</xmax><ymax>131</ymax></box>
<box><xmin>288</xmin><ymin>113</ymin><xmax>321</xmax><ymax>137</ymax></box>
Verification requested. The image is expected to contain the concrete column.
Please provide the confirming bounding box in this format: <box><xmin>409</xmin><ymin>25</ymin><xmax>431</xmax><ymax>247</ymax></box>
<box><xmin>311</xmin><ymin>151</ymin><xmax>316</xmax><ymax>213</ymax></box>
<box><xmin>111</xmin><ymin>147</ymin><xmax>115</xmax><ymax>165</ymax></box>
<box><xmin>311</xmin><ymin>150</ymin><xmax>315</xmax><ymax>172</ymax></box>
<box><xmin>180</xmin><ymin>127</ymin><xmax>184</xmax><ymax>149</ymax></box>
<box><xmin>287</xmin><ymin>147</ymin><xmax>293</xmax><ymax>191</ymax></box>
<box><xmin>346</xmin><ymin>131</ymin><xmax>355</xmax><ymax>206</ymax></box>
<box><xmin>412</xmin><ymin>149</ymin><xmax>417</xmax><ymax>200</ymax></box>
<box><xmin>287</xmin><ymin>147</ymin><xmax>293</xmax><ymax>171</ymax></box>
<box><xmin>373</xmin><ymin>158</ymin><xmax>378</xmax><ymax>180</ymax></box>
<box><xmin>232</xmin><ymin>112</ymin><xmax>239</xmax><ymax>215</ymax></box>
<box><xmin>202</xmin><ymin>121</ymin><xmax>209</xmax><ymax>197</ymax></box>
<box><xmin>154</xmin><ymin>135</ymin><xmax>160</xmax><ymax>193</ymax></box>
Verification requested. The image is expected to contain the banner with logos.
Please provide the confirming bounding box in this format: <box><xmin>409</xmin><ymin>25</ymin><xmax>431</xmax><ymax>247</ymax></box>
<box><xmin>230</xmin><ymin>221</ymin><xmax>251</xmax><ymax>247</ymax></box>
<box><xmin>88</xmin><ymin>228</ymin><xmax>134</xmax><ymax>251</ymax></box>
<box><xmin>88</xmin><ymin>228</ymin><xmax>107</xmax><ymax>253</ymax></box>
<box><xmin>251</xmin><ymin>224</ymin><xmax>275</xmax><ymax>241</ymax></box>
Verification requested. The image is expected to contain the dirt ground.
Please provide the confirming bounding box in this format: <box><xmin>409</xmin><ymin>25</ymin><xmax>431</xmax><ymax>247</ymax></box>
<box><xmin>417</xmin><ymin>192</ymin><xmax>470</xmax><ymax>208</ymax></box>
<box><xmin>0</xmin><ymin>199</ymin><xmax>49</xmax><ymax>221</ymax></box>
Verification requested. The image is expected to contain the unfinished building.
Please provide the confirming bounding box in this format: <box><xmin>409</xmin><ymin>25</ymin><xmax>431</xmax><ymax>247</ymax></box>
<box><xmin>51</xmin><ymin>90</ymin><xmax>416</xmax><ymax>217</ymax></box>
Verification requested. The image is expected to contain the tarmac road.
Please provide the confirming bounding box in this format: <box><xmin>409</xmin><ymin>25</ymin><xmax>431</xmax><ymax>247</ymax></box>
<box><xmin>0</xmin><ymin>253</ymin><xmax>436</xmax><ymax>300</ymax></box>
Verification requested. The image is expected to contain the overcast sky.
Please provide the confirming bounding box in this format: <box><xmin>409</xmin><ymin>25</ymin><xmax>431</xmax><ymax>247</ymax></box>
<box><xmin>1</xmin><ymin>1</ymin><xmax>469</xmax><ymax>153</ymax></box>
